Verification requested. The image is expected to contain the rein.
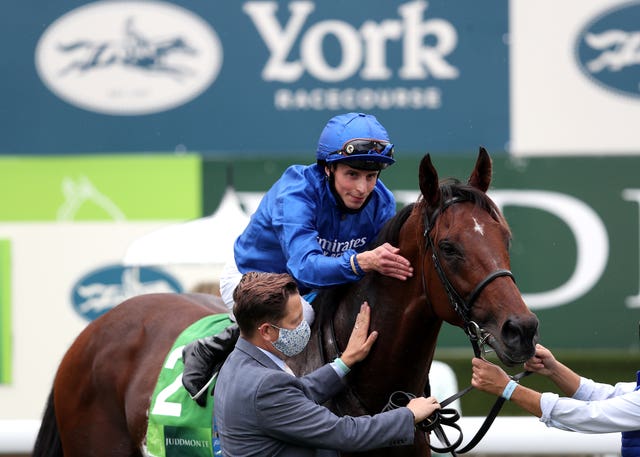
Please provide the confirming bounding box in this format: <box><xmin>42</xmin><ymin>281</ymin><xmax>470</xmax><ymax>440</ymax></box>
<box><xmin>383</xmin><ymin>368</ymin><xmax>531</xmax><ymax>456</ymax></box>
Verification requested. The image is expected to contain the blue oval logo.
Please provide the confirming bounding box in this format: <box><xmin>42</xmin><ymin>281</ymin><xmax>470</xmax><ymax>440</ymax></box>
<box><xmin>71</xmin><ymin>265</ymin><xmax>183</xmax><ymax>321</ymax></box>
<box><xmin>575</xmin><ymin>2</ymin><xmax>640</xmax><ymax>98</ymax></box>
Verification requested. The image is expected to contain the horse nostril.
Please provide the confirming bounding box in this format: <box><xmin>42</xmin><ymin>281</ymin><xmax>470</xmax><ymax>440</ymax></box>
<box><xmin>501</xmin><ymin>316</ymin><xmax>539</xmax><ymax>347</ymax></box>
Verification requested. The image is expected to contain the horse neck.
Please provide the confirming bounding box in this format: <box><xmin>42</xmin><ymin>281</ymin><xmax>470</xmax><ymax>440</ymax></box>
<box><xmin>331</xmin><ymin>213</ymin><xmax>444</xmax><ymax>411</ymax></box>
<box><xmin>331</xmin><ymin>275</ymin><xmax>443</xmax><ymax>413</ymax></box>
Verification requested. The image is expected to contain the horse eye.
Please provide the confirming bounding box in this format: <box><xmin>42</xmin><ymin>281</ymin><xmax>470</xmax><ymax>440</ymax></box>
<box><xmin>438</xmin><ymin>240</ymin><xmax>463</xmax><ymax>259</ymax></box>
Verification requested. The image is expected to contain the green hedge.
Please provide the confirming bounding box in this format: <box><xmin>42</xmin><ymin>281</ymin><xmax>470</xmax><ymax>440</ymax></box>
<box><xmin>433</xmin><ymin>349</ymin><xmax>638</xmax><ymax>416</ymax></box>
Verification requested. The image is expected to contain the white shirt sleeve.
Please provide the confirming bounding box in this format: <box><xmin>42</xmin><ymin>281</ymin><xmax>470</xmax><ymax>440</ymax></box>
<box><xmin>539</xmin><ymin>377</ymin><xmax>640</xmax><ymax>433</ymax></box>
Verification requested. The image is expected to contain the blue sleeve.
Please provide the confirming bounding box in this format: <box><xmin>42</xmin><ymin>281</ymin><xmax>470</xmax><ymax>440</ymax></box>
<box><xmin>272</xmin><ymin>183</ymin><xmax>361</xmax><ymax>290</ymax></box>
<box><xmin>272</xmin><ymin>173</ymin><xmax>397</xmax><ymax>290</ymax></box>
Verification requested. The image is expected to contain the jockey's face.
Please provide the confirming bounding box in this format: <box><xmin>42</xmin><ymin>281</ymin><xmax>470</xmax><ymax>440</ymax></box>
<box><xmin>326</xmin><ymin>163</ymin><xmax>379</xmax><ymax>210</ymax></box>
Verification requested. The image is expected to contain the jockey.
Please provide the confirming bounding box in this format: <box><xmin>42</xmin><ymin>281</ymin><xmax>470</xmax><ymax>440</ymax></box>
<box><xmin>182</xmin><ymin>112</ymin><xmax>414</xmax><ymax>404</ymax></box>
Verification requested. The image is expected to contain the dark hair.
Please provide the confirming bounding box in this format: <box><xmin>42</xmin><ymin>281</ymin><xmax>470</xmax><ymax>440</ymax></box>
<box><xmin>232</xmin><ymin>272</ymin><xmax>299</xmax><ymax>337</ymax></box>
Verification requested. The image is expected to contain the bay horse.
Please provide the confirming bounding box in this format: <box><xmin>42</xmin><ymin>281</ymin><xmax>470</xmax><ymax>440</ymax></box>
<box><xmin>33</xmin><ymin>148</ymin><xmax>539</xmax><ymax>457</ymax></box>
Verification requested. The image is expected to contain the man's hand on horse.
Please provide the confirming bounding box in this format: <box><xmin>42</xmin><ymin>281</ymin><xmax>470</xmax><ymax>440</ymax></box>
<box><xmin>340</xmin><ymin>302</ymin><xmax>378</xmax><ymax>368</ymax></box>
<box><xmin>356</xmin><ymin>243</ymin><xmax>413</xmax><ymax>280</ymax></box>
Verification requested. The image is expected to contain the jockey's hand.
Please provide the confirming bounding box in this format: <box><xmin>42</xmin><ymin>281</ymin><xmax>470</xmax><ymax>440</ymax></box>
<box><xmin>340</xmin><ymin>302</ymin><xmax>378</xmax><ymax>367</ymax></box>
<box><xmin>356</xmin><ymin>243</ymin><xmax>413</xmax><ymax>280</ymax></box>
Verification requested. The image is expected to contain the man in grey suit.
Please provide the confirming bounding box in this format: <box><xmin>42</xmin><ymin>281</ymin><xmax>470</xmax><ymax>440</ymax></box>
<box><xmin>214</xmin><ymin>271</ymin><xmax>441</xmax><ymax>456</ymax></box>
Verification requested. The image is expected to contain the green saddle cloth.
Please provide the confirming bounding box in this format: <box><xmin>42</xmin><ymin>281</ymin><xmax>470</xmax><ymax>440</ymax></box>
<box><xmin>146</xmin><ymin>313</ymin><xmax>233</xmax><ymax>457</ymax></box>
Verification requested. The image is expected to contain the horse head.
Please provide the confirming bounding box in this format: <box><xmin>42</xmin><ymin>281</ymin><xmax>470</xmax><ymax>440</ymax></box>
<box><xmin>417</xmin><ymin>147</ymin><xmax>539</xmax><ymax>366</ymax></box>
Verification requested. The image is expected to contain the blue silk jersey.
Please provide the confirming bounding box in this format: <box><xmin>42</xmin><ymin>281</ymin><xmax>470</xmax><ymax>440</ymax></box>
<box><xmin>233</xmin><ymin>163</ymin><xmax>396</xmax><ymax>293</ymax></box>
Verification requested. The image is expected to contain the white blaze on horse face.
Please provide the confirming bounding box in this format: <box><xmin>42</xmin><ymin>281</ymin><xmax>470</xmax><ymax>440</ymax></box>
<box><xmin>472</xmin><ymin>217</ymin><xmax>484</xmax><ymax>236</ymax></box>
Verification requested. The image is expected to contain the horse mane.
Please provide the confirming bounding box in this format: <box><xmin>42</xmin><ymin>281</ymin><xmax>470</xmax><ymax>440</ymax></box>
<box><xmin>372</xmin><ymin>202</ymin><xmax>415</xmax><ymax>248</ymax></box>
<box><xmin>375</xmin><ymin>177</ymin><xmax>509</xmax><ymax>247</ymax></box>
<box><xmin>312</xmin><ymin>203</ymin><xmax>415</xmax><ymax>331</ymax></box>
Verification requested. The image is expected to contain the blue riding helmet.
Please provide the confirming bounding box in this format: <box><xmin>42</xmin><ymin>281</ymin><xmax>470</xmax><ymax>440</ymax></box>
<box><xmin>316</xmin><ymin>113</ymin><xmax>395</xmax><ymax>170</ymax></box>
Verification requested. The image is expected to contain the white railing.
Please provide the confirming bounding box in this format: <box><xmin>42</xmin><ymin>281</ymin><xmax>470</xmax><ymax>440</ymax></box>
<box><xmin>449</xmin><ymin>417</ymin><xmax>620</xmax><ymax>455</ymax></box>
<box><xmin>0</xmin><ymin>418</ymin><xmax>621</xmax><ymax>455</ymax></box>
<box><xmin>0</xmin><ymin>420</ymin><xmax>40</xmax><ymax>454</ymax></box>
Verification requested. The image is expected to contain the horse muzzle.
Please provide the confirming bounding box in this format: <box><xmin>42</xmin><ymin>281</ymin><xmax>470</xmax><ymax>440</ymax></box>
<box><xmin>484</xmin><ymin>314</ymin><xmax>539</xmax><ymax>366</ymax></box>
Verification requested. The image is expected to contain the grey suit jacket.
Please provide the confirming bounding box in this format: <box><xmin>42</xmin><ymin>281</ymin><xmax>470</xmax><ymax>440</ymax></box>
<box><xmin>213</xmin><ymin>337</ymin><xmax>415</xmax><ymax>457</ymax></box>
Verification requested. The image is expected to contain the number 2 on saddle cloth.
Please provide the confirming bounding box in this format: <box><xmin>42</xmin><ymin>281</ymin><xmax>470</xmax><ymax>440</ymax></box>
<box><xmin>146</xmin><ymin>314</ymin><xmax>234</xmax><ymax>457</ymax></box>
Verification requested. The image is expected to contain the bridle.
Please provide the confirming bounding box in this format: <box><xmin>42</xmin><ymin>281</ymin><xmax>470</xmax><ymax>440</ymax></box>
<box><xmin>422</xmin><ymin>196</ymin><xmax>515</xmax><ymax>358</ymax></box>
<box><xmin>414</xmin><ymin>195</ymin><xmax>530</xmax><ymax>455</ymax></box>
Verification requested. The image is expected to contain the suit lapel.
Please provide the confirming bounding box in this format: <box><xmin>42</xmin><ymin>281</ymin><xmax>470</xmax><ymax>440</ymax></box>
<box><xmin>236</xmin><ymin>337</ymin><xmax>282</xmax><ymax>371</ymax></box>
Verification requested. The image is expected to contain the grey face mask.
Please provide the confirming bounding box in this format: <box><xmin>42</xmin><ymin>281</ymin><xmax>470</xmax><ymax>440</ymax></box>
<box><xmin>271</xmin><ymin>320</ymin><xmax>311</xmax><ymax>357</ymax></box>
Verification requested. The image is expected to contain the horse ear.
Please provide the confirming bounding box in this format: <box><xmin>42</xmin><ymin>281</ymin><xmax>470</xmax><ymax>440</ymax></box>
<box><xmin>468</xmin><ymin>146</ymin><xmax>492</xmax><ymax>192</ymax></box>
<box><xmin>419</xmin><ymin>153</ymin><xmax>441</xmax><ymax>207</ymax></box>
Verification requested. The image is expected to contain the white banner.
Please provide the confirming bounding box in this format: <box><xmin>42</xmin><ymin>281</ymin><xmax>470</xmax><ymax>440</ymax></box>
<box><xmin>511</xmin><ymin>0</ymin><xmax>640</xmax><ymax>155</ymax></box>
<box><xmin>0</xmin><ymin>222</ymin><xmax>223</xmax><ymax>420</ymax></box>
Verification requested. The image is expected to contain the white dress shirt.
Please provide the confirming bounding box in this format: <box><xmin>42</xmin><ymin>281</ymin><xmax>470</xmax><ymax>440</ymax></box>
<box><xmin>540</xmin><ymin>376</ymin><xmax>640</xmax><ymax>433</ymax></box>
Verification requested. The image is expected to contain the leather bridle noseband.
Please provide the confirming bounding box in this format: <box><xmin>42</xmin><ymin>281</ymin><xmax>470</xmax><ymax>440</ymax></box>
<box><xmin>422</xmin><ymin>196</ymin><xmax>515</xmax><ymax>358</ymax></box>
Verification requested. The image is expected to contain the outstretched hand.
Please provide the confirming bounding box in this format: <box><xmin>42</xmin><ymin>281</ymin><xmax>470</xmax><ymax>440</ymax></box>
<box><xmin>340</xmin><ymin>302</ymin><xmax>378</xmax><ymax>367</ymax></box>
<box><xmin>357</xmin><ymin>243</ymin><xmax>413</xmax><ymax>280</ymax></box>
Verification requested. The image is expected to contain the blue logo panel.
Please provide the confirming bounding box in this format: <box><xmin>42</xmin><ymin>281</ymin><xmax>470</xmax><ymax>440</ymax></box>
<box><xmin>576</xmin><ymin>1</ymin><xmax>640</xmax><ymax>98</ymax></box>
<box><xmin>70</xmin><ymin>265</ymin><xmax>183</xmax><ymax>321</ymax></box>
<box><xmin>4</xmin><ymin>0</ymin><xmax>508</xmax><ymax>156</ymax></box>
